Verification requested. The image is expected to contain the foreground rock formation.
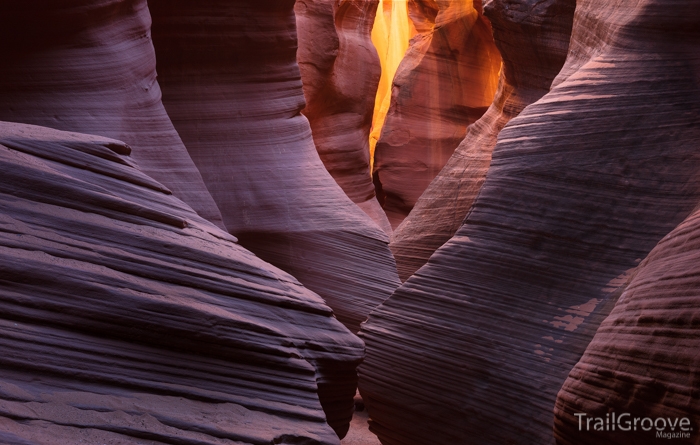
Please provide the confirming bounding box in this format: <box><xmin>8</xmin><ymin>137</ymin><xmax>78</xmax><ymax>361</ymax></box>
<box><xmin>0</xmin><ymin>121</ymin><xmax>363</xmax><ymax>443</ymax></box>
<box><xmin>552</xmin><ymin>0</ymin><xmax>700</xmax><ymax>443</ymax></box>
<box><xmin>0</xmin><ymin>0</ymin><xmax>225</xmax><ymax>229</ymax></box>
<box><xmin>358</xmin><ymin>0</ymin><xmax>700</xmax><ymax>443</ymax></box>
<box><xmin>554</xmin><ymin>201</ymin><xmax>700</xmax><ymax>445</ymax></box>
<box><xmin>390</xmin><ymin>0</ymin><xmax>576</xmax><ymax>280</ymax></box>
<box><xmin>372</xmin><ymin>0</ymin><xmax>501</xmax><ymax>228</ymax></box>
<box><xmin>149</xmin><ymin>0</ymin><xmax>401</xmax><ymax>334</ymax></box>
<box><xmin>295</xmin><ymin>0</ymin><xmax>392</xmax><ymax>234</ymax></box>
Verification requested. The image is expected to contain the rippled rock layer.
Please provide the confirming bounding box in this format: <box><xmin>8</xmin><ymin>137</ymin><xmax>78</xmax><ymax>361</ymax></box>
<box><xmin>390</xmin><ymin>0</ymin><xmax>576</xmax><ymax>280</ymax></box>
<box><xmin>0</xmin><ymin>121</ymin><xmax>364</xmax><ymax>444</ymax></box>
<box><xmin>554</xmin><ymin>203</ymin><xmax>700</xmax><ymax>445</ymax></box>
<box><xmin>0</xmin><ymin>0</ymin><xmax>224</xmax><ymax>229</ymax></box>
<box><xmin>552</xmin><ymin>0</ymin><xmax>700</xmax><ymax>443</ymax></box>
<box><xmin>358</xmin><ymin>0</ymin><xmax>700</xmax><ymax>442</ymax></box>
<box><xmin>372</xmin><ymin>0</ymin><xmax>501</xmax><ymax>228</ymax></box>
<box><xmin>149</xmin><ymin>0</ymin><xmax>400</xmax><ymax>334</ymax></box>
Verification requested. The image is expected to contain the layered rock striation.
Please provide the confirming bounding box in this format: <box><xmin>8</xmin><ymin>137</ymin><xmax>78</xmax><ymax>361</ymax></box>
<box><xmin>0</xmin><ymin>121</ymin><xmax>364</xmax><ymax>443</ymax></box>
<box><xmin>295</xmin><ymin>0</ymin><xmax>392</xmax><ymax>234</ymax></box>
<box><xmin>149</xmin><ymin>0</ymin><xmax>401</xmax><ymax>333</ymax></box>
<box><xmin>0</xmin><ymin>0</ymin><xmax>224</xmax><ymax>229</ymax></box>
<box><xmin>552</xmin><ymin>0</ymin><xmax>700</xmax><ymax>443</ymax></box>
<box><xmin>390</xmin><ymin>0</ymin><xmax>576</xmax><ymax>280</ymax></box>
<box><xmin>358</xmin><ymin>0</ymin><xmax>700</xmax><ymax>443</ymax></box>
<box><xmin>554</xmin><ymin>201</ymin><xmax>700</xmax><ymax>445</ymax></box>
<box><xmin>372</xmin><ymin>0</ymin><xmax>501</xmax><ymax>229</ymax></box>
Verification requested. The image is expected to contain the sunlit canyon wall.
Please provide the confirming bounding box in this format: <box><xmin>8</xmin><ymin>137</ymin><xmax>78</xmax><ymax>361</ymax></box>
<box><xmin>295</xmin><ymin>0</ymin><xmax>394</xmax><ymax>234</ymax></box>
<box><xmin>390</xmin><ymin>0</ymin><xmax>577</xmax><ymax>279</ymax></box>
<box><xmin>372</xmin><ymin>0</ymin><xmax>502</xmax><ymax>228</ymax></box>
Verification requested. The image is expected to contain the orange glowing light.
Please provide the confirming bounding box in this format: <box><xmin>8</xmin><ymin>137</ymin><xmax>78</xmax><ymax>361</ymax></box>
<box><xmin>369</xmin><ymin>0</ymin><xmax>415</xmax><ymax>174</ymax></box>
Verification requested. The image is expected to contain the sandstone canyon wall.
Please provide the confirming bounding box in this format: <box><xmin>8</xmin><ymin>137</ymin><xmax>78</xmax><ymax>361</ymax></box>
<box><xmin>295</xmin><ymin>0</ymin><xmax>393</xmax><ymax>234</ymax></box>
<box><xmin>0</xmin><ymin>0</ymin><xmax>225</xmax><ymax>230</ymax></box>
<box><xmin>551</xmin><ymin>0</ymin><xmax>700</xmax><ymax>443</ymax></box>
<box><xmin>554</xmin><ymin>199</ymin><xmax>700</xmax><ymax>445</ymax></box>
<box><xmin>0</xmin><ymin>121</ymin><xmax>363</xmax><ymax>444</ymax></box>
<box><xmin>372</xmin><ymin>0</ymin><xmax>502</xmax><ymax>228</ymax></box>
<box><xmin>148</xmin><ymin>0</ymin><xmax>401</xmax><ymax>334</ymax></box>
<box><xmin>390</xmin><ymin>0</ymin><xmax>576</xmax><ymax>280</ymax></box>
<box><xmin>358</xmin><ymin>0</ymin><xmax>700</xmax><ymax>444</ymax></box>
<box><xmin>1</xmin><ymin>0</ymin><xmax>699</xmax><ymax>444</ymax></box>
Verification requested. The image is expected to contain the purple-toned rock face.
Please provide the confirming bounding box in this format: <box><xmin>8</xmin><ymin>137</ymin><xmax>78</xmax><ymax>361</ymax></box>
<box><xmin>148</xmin><ymin>0</ymin><xmax>401</xmax><ymax>335</ymax></box>
<box><xmin>390</xmin><ymin>0</ymin><xmax>576</xmax><ymax>281</ymax></box>
<box><xmin>372</xmin><ymin>0</ymin><xmax>502</xmax><ymax>229</ymax></box>
<box><xmin>295</xmin><ymin>0</ymin><xmax>392</xmax><ymax>235</ymax></box>
<box><xmin>358</xmin><ymin>0</ymin><xmax>700</xmax><ymax>443</ymax></box>
<box><xmin>2</xmin><ymin>0</ymin><xmax>700</xmax><ymax>443</ymax></box>
<box><xmin>554</xmin><ymin>211</ymin><xmax>700</xmax><ymax>445</ymax></box>
<box><xmin>552</xmin><ymin>0</ymin><xmax>700</xmax><ymax>443</ymax></box>
<box><xmin>0</xmin><ymin>121</ymin><xmax>363</xmax><ymax>444</ymax></box>
<box><xmin>0</xmin><ymin>0</ymin><xmax>225</xmax><ymax>230</ymax></box>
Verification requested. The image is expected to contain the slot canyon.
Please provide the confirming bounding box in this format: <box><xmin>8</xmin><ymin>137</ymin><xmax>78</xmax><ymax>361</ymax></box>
<box><xmin>0</xmin><ymin>0</ymin><xmax>698</xmax><ymax>444</ymax></box>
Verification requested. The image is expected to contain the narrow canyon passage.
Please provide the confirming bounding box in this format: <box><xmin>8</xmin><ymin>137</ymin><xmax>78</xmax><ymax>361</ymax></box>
<box><xmin>369</xmin><ymin>0</ymin><xmax>501</xmax><ymax>229</ymax></box>
<box><xmin>0</xmin><ymin>1</ymin><xmax>698</xmax><ymax>445</ymax></box>
<box><xmin>297</xmin><ymin>0</ymin><xmax>502</xmax><ymax>232</ymax></box>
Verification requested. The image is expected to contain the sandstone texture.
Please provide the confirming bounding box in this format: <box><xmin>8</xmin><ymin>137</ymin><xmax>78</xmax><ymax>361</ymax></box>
<box><xmin>390</xmin><ymin>0</ymin><xmax>576</xmax><ymax>280</ymax></box>
<box><xmin>0</xmin><ymin>121</ymin><xmax>364</xmax><ymax>444</ymax></box>
<box><xmin>372</xmin><ymin>0</ymin><xmax>501</xmax><ymax>229</ymax></box>
<box><xmin>554</xmin><ymin>202</ymin><xmax>700</xmax><ymax>445</ymax></box>
<box><xmin>551</xmin><ymin>0</ymin><xmax>700</xmax><ymax>443</ymax></box>
<box><xmin>0</xmin><ymin>0</ymin><xmax>225</xmax><ymax>229</ymax></box>
<box><xmin>295</xmin><ymin>0</ymin><xmax>392</xmax><ymax>234</ymax></box>
<box><xmin>358</xmin><ymin>0</ymin><xmax>700</xmax><ymax>443</ymax></box>
<box><xmin>149</xmin><ymin>0</ymin><xmax>401</xmax><ymax>334</ymax></box>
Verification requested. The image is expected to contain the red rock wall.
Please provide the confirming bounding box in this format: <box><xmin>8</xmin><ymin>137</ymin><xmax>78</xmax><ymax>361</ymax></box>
<box><xmin>148</xmin><ymin>0</ymin><xmax>400</xmax><ymax>337</ymax></box>
<box><xmin>390</xmin><ymin>0</ymin><xmax>576</xmax><ymax>281</ymax></box>
<box><xmin>0</xmin><ymin>121</ymin><xmax>363</xmax><ymax>444</ymax></box>
<box><xmin>0</xmin><ymin>0</ymin><xmax>225</xmax><ymax>230</ymax></box>
<box><xmin>295</xmin><ymin>0</ymin><xmax>393</xmax><ymax>234</ymax></box>
<box><xmin>358</xmin><ymin>0</ymin><xmax>700</xmax><ymax>443</ymax></box>
<box><xmin>372</xmin><ymin>0</ymin><xmax>501</xmax><ymax>229</ymax></box>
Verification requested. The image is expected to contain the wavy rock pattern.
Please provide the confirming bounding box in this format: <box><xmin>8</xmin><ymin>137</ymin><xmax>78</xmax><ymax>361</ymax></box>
<box><xmin>295</xmin><ymin>0</ymin><xmax>392</xmax><ymax>234</ymax></box>
<box><xmin>372</xmin><ymin>0</ymin><xmax>501</xmax><ymax>228</ymax></box>
<box><xmin>551</xmin><ymin>1</ymin><xmax>700</xmax><ymax>443</ymax></box>
<box><xmin>390</xmin><ymin>0</ymin><xmax>576</xmax><ymax>280</ymax></box>
<box><xmin>149</xmin><ymin>0</ymin><xmax>401</xmax><ymax>334</ymax></box>
<box><xmin>0</xmin><ymin>0</ymin><xmax>224</xmax><ymax>229</ymax></box>
<box><xmin>0</xmin><ymin>121</ymin><xmax>364</xmax><ymax>443</ymax></box>
<box><xmin>554</xmin><ymin>205</ymin><xmax>700</xmax><ymax>445</ymax></box>
<box><xmin>358</xmin><ymin>0</ymin><xmax>700</xmax><ymax>442</ymax></box>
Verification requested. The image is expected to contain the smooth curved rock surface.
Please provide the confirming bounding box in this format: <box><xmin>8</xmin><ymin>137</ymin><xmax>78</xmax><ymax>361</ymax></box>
<box><xmin>0</xmin><ymin>121</ymin><xmax>364</xmax><ymax>443</ymax></box>
<box><xmin>372</xmin><ymin>0</ymin><xmax>501</xmax><ymax>229</ymax></box>
<box><xmin>0</xmin><ymin>0</ymin><xmax>225</xmax><ymax>230</ymax></box>
<box><xmin>358</xmin><ymin>0</ymin><xmax>700</xmax><ymax>442</ymax></box>
<box><xmin>295</xmin><ymin>0</ymin><xmax>392</xmax><ymax>234</ymax></box>
<box><xmin>149</xmin><ymin>0</ymin><xmax>401</xmax><ymax>334</ymax></box>
<box><xmin>390</xmin><ymin>0</ymin><xmax>576</xmax><ymax>280</ymax></box>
